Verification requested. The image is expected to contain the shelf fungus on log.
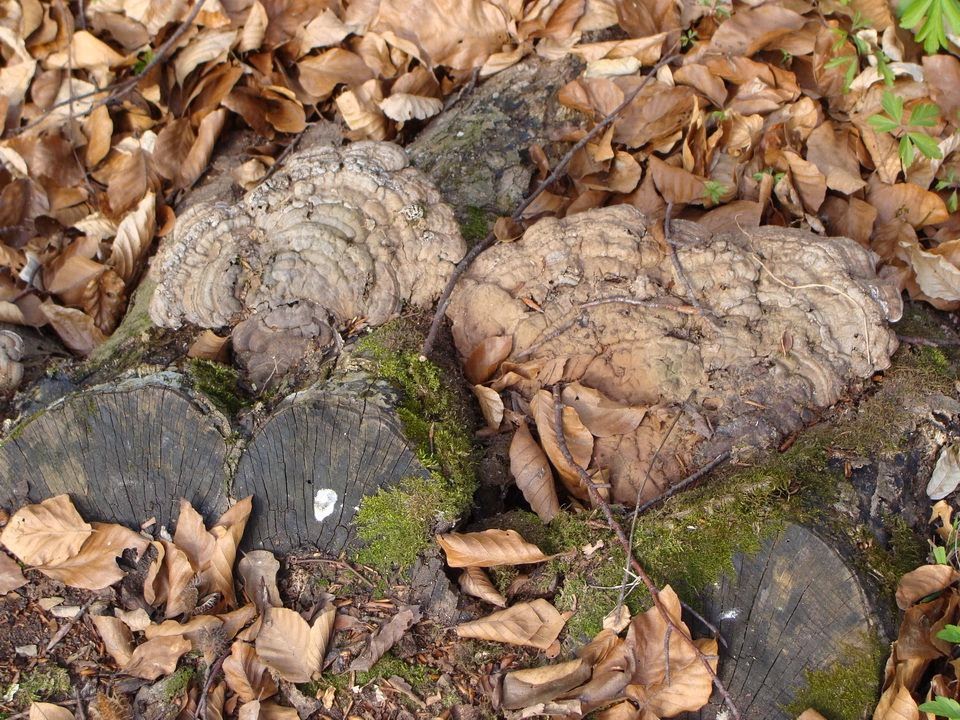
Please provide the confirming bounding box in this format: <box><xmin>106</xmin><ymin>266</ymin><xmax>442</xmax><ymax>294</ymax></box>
<box><xmin>149</xmin><ymin>141</ymin><xmax>465</xmax><ymax>388</ymax></box>
<box><xmin>0</xmin><ymin>330</ymin><xmax>23</xmax><ymax>392</ymax></box>
<box><xmin>446</xmin><ymin>205</ymin><xmax>902</xmax><ymax>505</ymax></box>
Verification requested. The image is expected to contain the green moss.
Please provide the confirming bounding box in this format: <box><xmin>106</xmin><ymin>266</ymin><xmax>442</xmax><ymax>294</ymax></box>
<box><xmin>187</xmin><ymin>359</ymin><xmax>250</xmax><ymax>417</ymax></box>
<box><xmin>353</xmin><ymin>321</ymin><xmax>477</xmax><ymax>572</ymax></box>
<box><xmin>460</xmin><ymin>206</ymin><xmax>492</xmax><ymax>244</ymax></box>
<box><xmin>162</xmin><ymin>666</ymin><xmax>195</xmax><ymax>701</ymax></box>
<box><xmin>354</xmin><ymin>653</ymin><xmax>433</xmax><ymax>690</ymax></box>
<box><xmin>856</xmin><ymin>515</ymin><xmax>927</xmax><ymax>594</ymax></box>
<box><xmin>81</xmin><ymin>279</ymin><xmax>157</xmax><ymax>376</ymax></box>
<box><xmin>15</xmin><ymin>665</ymin><xmax>71</xmax><ymax>707</ymax></box>
<box><xmin>785</xmin><ymin>634</ymin><xmax>886</xmax><ymax>720</ymax></box>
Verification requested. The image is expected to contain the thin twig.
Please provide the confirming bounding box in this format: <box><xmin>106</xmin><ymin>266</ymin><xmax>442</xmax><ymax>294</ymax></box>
<box><xmin>663</xmin><ymin>625</ymin><xmax>673</xmax><ymax>686</ymax></box>
<box><xmin>46</xmin><ymin>596</ymin><xmax>96</xmax><ymax>652</ymax></box>
<box><xmin>195</xmin><ymin>648</ymin><xmax>229</xmax><ymax>720</ymax></box>
<box><xmin>287</xmin><ymin>556</ymin><xmax>377</xmax><ymax>589</ymax></box>
<box><xmin>14</xmin><ymin>0</ymin><xmax>209</xmax><ymax>136</ymax></box>
<box><xmin>421</xmin><ymin>51</ymin><xmax>680</xmax><ymax>357</ymax></box>
<box><xmin>897</xmin><ymin>334</ymin><xmax>960</xmax><ymax>348</ymax></box>
<box><xmin>581</xmin><ymin>297</ymin><xmax>700</xmax><ymax>314</ymax></box>
<box><xmin>634</xmin><ymin>451</ymin><xmax>731</xmax><ymax>515</ymax></box>
<box><xmin>663</xmin><ymin>201</ymin><xmax>719</xmax><ymax>327</ymax></box>
<box><xmin>549</xmin><ymin>384</ymin><xmax>742</xmax><ymax>719</ymax></box>
<box><xmin>680</xmin><ymin>600</ymin><xmax>727</xmax><ymax>649</ymax></box>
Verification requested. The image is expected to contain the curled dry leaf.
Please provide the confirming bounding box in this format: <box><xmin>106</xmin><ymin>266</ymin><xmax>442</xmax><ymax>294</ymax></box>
<box><xmin>868</xmin><ymin>181</ymin><xmax>950</xmax><ymax>228</ymax></box>
<box><xmin>873</xmin><ymin>681</ymin><xmax>919</xmax><ymax>720</ymax></box>
<box><xmin>379</xmin><ymin>93</ymin><xmax>443</xmax><ymax>121</ymax></box>
<box><xmin>349</xmin><ymin>605</ymin><xmax>422</xmax><ymax>672</ymax></box>
<box><xmin>456</xmin><ymin>599</ymin><xmax>567</xmax><ymax>650</ymax></box>
<box><xmin>897</xmin><ymin>240</ymin><xmax>960</xmax><ymax>304</ymax></box>
<box><xmin>501</xmin><ymin>658</ymin><xmax>591</xmax><ymax>710</ymax></box>
<box><xmin>458</xmin><ymin>566</ymin><xmax>507</xmax><ymax>607</ymax></box>
<box><xmin>223</xmin><ymin>640</ymin><xmax>278</xmax><ymax>703</ymax></box>
<box><xmin>437</xmin><ymin>529</ymin><xmax>549</xmax><ymax>568</ymax></box>
<box><xmin>560</xmin><ymin>383</ymin><xmax>646</xmax><ymax>438</ymax></box>
<box><xmin>124</xmin><ymin>635</ymin><xmax>192</xmax><ymax>680</ymax></box>
<box><xmin>255</xmin><ymin>605</ymin><xmax>335</xmax><ymax>683</ymax></box>
<box><xmin>28</xmin><ymin>703</ymin><xmax>75</xmax><ymax>720</ymax></box>
<box><xmin>187</xmin><ymin>330</ymin><xmax>230</xmax><ymax>362</ymax></box>
<box><xmin>531</xmin><ymin>390</ymin><xmax>594</xmax><ymax>501</ymax></box>
<box><xmin>39</xmin><ymin>302</ymin><xmax>106</xmax><ymax>355</ymax></box>
<box><xmin>91</xmin><ymin>615</ymin><xmax>134</xmax><ymax>666</ymax></box>
<box><xmin>37</xmin><ymin>522</ymin><xmax>148</xmax><ymax>590</ymax></box>
<box><xmin>0</xmin><ymin>551</ymin><xmax>27</xmax><ymax>594</ymax></box>
<box><xmin>509</xmin><ymin>422</ymin><xmax>561</xmax><ymax>523</ymax></box>
<box><xmin>238</xmin><ymin>550</ymin><xmax>282</xmax><ymax>612</ymax></box>
<box><xmin>0</xmin><ymin>495</ymin><xmax>92</xmax><ymax>567</ymax></box>
<box><xmin>797</xmin><ymin>711</ymin><xmax>829</xmax><ymax>720</ymax></box>
<box><xmin>928</xmin><ymin>444</ymin><xmax>960</xmax><ymax>500</ymax></box>
<box><xmin>473</xmin><ymin>384</ymin><xmax>504</xmax><ymax>430</ymax></box>
<box><xmin>199</xmin><ymin>497</ymin><xmax>253</xmax><ymax>608</ymax></box>
<box><xmin>896</xmin><ymin>565</ymin><xmax>960</xmax><ymax>609</ymax></box>
<box><xmin>464</xmin><ymin>335</ymin><xmax>513</xmax><ymax>384</ymax></box>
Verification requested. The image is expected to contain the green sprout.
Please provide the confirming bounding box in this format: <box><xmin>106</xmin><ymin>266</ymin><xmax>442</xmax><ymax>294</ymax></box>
<box><xmin>867</xmin><ymin>91</ymin><xmax>943</xmax><ymax>170</ymax></box>
<box><xmin>133</xmin><ymin>49</ymin><xmax>154</xmax><ymax>75</ymax></box>
<box><xmin>919</xmin><ymin>696</ymin><xmax>960</xmax><ymax>718</ymax></box>
<box><xmin>935</xmin><ymin>169</ymin><xmax>959</xmax><ymax>213</ymax></box>
<box><xmin>702</xmin><ymin>180</ymin><xmax>727</xmax><ymax>206</ymax></box>
<box><xmin>899</xmin><ymin>0</ymin><xmax>960</xmax><ymax>53</ymax></box>
<box><xmin>752</xmin><ymin>168</ymin><xmax>786</xmax><ymax>184</ymax></box>
<box><xmin>681</xmin><ymin>28</ymin><xmax>699</xmax><ymax>49</ymax></box>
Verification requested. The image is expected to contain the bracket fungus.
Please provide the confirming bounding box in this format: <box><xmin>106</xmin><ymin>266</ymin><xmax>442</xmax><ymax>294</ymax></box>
<box><xmin>446</xmin><ymin>205</ymin><xmax>902</xmax><ymax>505</ymax></box>
<box><xmin>0</xmin><ymin>329</ymin><xmax>23</xmax><ymax>392</ymax></box>
<box><xmin>150</xmin><ymin>142</ymin><xmax>465</xmax><ymax>386</ymax></box>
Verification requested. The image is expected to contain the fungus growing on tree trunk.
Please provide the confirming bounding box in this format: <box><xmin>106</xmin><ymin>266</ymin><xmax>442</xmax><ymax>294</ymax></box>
<box><xmin>150</xmin><ymin>141</ymin><xmax>465</xmax><ymax>387</ymax></box>
<box><xmin>446</xmin><ymin>205</ymin><xmax>903</xmax><ymax>505</ymax></box>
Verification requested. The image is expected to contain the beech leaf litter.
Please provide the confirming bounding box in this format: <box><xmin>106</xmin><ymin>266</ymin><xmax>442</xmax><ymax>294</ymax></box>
<box><xmin>0</xmin><ymin>0</ymin><xmax>957</xmax><ymax>373</ymax></box>
<box><xmin>2</xmin><ymin>495</ymin><xmax>738</xmax><ymax>719</ymax></box>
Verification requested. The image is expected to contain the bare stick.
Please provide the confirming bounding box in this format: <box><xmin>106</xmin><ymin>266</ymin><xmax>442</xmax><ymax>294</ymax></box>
<box><xmin>195</xmin><ymin>648</ymin><xmax>229</xmax><ymax>720</ymax></box>
<box><xmin>549</xmin><ymin>385</ymin><xmax>742</xmax><ymax>719</ymax></box>
<box><xmin>897</xmin><ymin>334</ymin><xmax>960</xmax><ymax>348</ymax></box>
<box><xmin>663</xmin><ymin>201</ymin><xmax>719</xmax><ymax>327</ymax></box>
<box><xmin>634</xmin><ymin>451</ymin><xmax>731</xmax><ymax>515</ymax></box>
<box><xmin>581</xmin><ymin>296</ymin><xmax>699</xmax><ymax>314</ymax></box>
<box><xmin>14</xmin><ymin>0</ymin><xmax>209</xmax><ymax>136</ymax></box>
<box><xmin>46</xmin><ymin>596</ymin><xmax>96</xmax><ymax>652</ymax></box>
<box><xmin>421</xmin><ymin>52</ymin><xmax>680</xmax><ymax>357</ymax></box>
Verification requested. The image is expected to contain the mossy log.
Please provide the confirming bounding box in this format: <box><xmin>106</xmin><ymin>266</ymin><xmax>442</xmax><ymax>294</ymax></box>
<box><xmin>0</xmin><ymin>371</ymin><xmax>428</xmax><ymax>554</ymax></box>
<box><xmin>683</xmin><ymin>523</ymin><xmax>879</xmax><ymax>719</ymax></box>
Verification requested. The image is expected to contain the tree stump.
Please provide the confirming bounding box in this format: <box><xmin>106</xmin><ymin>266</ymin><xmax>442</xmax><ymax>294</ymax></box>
<box><xmin>684</xmin><ymin>523</ymin><xmax>879</xmax><ymax>719</ymax></box>
<box><xmin>0</xmin><ymin>372</ymin><xmax>427</xmax><ymax>554</ymax></box>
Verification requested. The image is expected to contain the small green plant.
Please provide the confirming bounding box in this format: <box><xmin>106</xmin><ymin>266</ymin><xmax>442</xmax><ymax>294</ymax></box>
<box><xmin>868</xmin><ymin>91</ymin><xmax>943</xmax><ymax>170</ymax></box>
<box><xmin>752</xmin><ymin>167</ymin><xmax>786</xmax><ymax>184</ymax></box>
<box><xmin>825</xmin><ymin>14</ymin><xmax>894</xmax><ymax>92</ymax></box>
<box><xmin>133</xmin><ymin>49</ymin><xmax>154</xmax><ymax>74</ymax></box>
<box><xmin>702</xmin><ymin>180</ymin><xmax>727</xmax><ymax>206</ymax></box>
<box><xmin>697</xmin><ymin>0</ymin><xmax>731</xmax><ymax>18</ymax></box>
<box><xmin>899</xmin><ymin>0</ymin><xmax>960</xmax><ymax>53</ymax></box>
<box><xmin>681</xmin><ymin>28</ymin><xmax>698</xmax><ymax>49</ymax></box>
<box><xmin>920</xmin><ymin>696</ymin><xmax>960</xmax><ymax>718</ymax></box>
<box><xmin>935</xmin><ymin>169</ymin><xmax>959</xmax><ymax>213</ymax></box>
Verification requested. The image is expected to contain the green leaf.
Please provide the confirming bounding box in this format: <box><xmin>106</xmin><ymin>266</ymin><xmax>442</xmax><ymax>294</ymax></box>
<box><xmin>945</xmin><ymin>0</ymin><xmax>960</xmax><ymax>32</ymax></box>
<box><xmin>907</xmin><ymin>132</ymin><xmax>943</xmax><ymax>159</ymax></box>
<box><xmin>918</xmin><ymin>696</ymin><xmax>960</xmax><ymax>718</ymax></box>
<box><xmin>901</xmin><ymin>0</ymin><xmax>935</xmax><ymax>28</ymax></box>
<box><xmin>876</xmin><ymin>52</ymin><xmax>895</xmax><ymax>86</ymax></box>
<box><xmin>900</xmin><ymin>136</ymin><xmax>915</xmax><ymax>169</ymax></box>
<box><xmin>909</xmin><ymin>102</ymin><xmax>941</xmax><ymax>127</ymax></box>
<box><xmin>949</xmin><ymin>190</ymin><xmax>958</xmax><ymax>214</ymax></box>
<box><xmin>937</xmin><ymin>623</ymin><xmax>960</xmax><ymax>642</ymax></box>
<box><xmin>882</xmin><ymin>91</ymin><xmax>904</xmax><ymax>124</ymax></box>
<box><xmin>824</xmin><ymin>55</ymin><xmax>853</xmax><ymax>69</ymax></box>
<box><xmin>868</xmin><ymin>114</ymin><xmax>899</xmax><ymax>133</ymax></box>
<box><xmin>935</xmin><ymin>545</ymin><xmax>949</xmax><ymax>564</ymax></box>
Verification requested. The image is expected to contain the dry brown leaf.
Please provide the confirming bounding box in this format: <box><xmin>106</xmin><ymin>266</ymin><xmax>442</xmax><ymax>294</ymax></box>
<box><xmin>153</xmin><ymin>540</ymin><xmax>197</xmax><ymax>618</ymax></box>
<box><xmin>109</xmin><ymin>190</ymin><xmax>155</xmax><ymax>283</ymax></box>
<box><xmin>237</xmin><ymin>550</ymin><xmax>282</xmax><ymax>612</ymax></box>
<box><xmin>473</xmin><ymin>384</ymin><xmax>504</xmax><ymax>430</ymax></box>
<box><xmin>456</xmin><ymin>599</ymin><xmax>567</xmax><ymax>650</ymax></box>
<box><xmin>40</xmin><ymin>299</ymin><xmax>106</xmax><ymax>355</ymax></box>
<box><xmin>29</xmin><ymin>703</ymin><xmax>75</xmax><ymax>720</ymax></box>
<box><xmin>175</xmin><ymin>29</ymin><xmax>237</xmax><ymax>85</ymax></box>
<box><xmin>91</xmin><ymin>615</ymin><xmax>135</xmax><ymax>666</ymax></box>
<box><xmin>238</xmin><ymin>1</ymin><xmax>268</xmax><ymax>53</ymax></box>
<box><xmin>219</xmin><ymin>604</ymin><xmax>259</xmax><ymax>640</ymax></box>
<box><xmin>188</xmin><ymin>330</ymin><xmax>230</xmax><ymax>362</ymax></box>
<box><xmin>868</xmin><ymin>181</ymin><xmax>950</xmax><ymax>228</ymax></box>
<box><xmin>797</xmin><ymin>711</ymin><xmax>829</xmax><ymax>720</ymax></box>
<box><xmin>502</xmin><ymin>658</ymin><xmax>592</xmax><ymax>710</ymax></box>
<box><xmin>560</xmin><ymin>382</ymin><xmax>646</xmax><ymax>437</ymax></box>
<box><xmin>0</xmin><ymin>495</ymin><xmax>92</xmax><ymax>567</ymax></box>
<box><xmin>84</xmin><ymin>104</ymin><xmax>112</xmax><ymax>168</ymax></box>
<box><xmin>637</xmin><ymin>636</ymin><xmax>717</xmax><ymax>715</ymax></box>
<box><xmin>0</xmin><ymin>551</ymin><xmax>27</xmax><ymax>593</ymax></box>
<box><xmin>465</xmin><ymin>335</ymin><xmax>513</xmax><ymax>384</ymax></box>
<box><xmin>199</xmin><ymin>497</ymin><xmax>252</xmax><ymax>608</ymax></box>
<box><xmin>897</xmin><ymin>239</ymin><xmax>960</xmax><ymax>303</ymax></box>
<box><xmin>350</xmin><ymin>605</ymin><xmax>422</xmax><ymax>672</ymax></box>
<box><xmin>299</xmin><ymin>48</ymin><xmax>374</xmax><ymax>100</ymax></box>
<box><xmin>458</xmin><ymin>566</ymin><xmax>507</xmax><ymax>607</ymax></box>
<box><xmin>648</xmin><ymin>155</ymin><xmax>706</xmax><ymax>205</ymax></box>
<box><xmin>805</xmin><ymin>121</ymin><xmax>866</xmax><ymax>195</ymax></box>
<box><xmin>124</xmin><ymin>635</ymin><xmax>192</xmax><ymax>680</ymax></box>
<box><xmin>379</xmin><ymin>93</ymin><xmax>443</xmax><ymax>121</ymax></box>
<box><xmin>708</xmin><ymin>5</ymin><xmax>806</xmax><ymax>55</ymax></box>
<box><xmin>531</xmin><ymin>389</ymin><xmax>594</xmax><ymax>501</ymax></box>
<box><xmin>783</xmin><ymin>151</ymin><xmax>827</xmax><ymax>214</ymax></box>
<box><xmin>896</xmin><ymin>564</ymin><xmax>960</xmax><ymax>609</ymax></box>
<box><xmin>873</xmin><ymin>681</ymin><xmax>919</xmax><ymax>720</ymax></box>
<box><xmin>179</xmin><ymin>108</ymin><xmax>228</xmax><ymax>190</ymax></box>
<box><xmin>38</xmin><ymin>522</ymin><xmax>148</xmax><ymax>590</ymax></box>
<box><xmin>239</xmin><ymin>701</ymin><xmax>299</xmax><ymax>720</ymax></box>
<box><xmin>437</xmin><ymin>529</ymin><xmax>549</xmax><ymax>568</ymax></box>
<box><xmin>255</xmin><ymin>605</ymin><xmax>334</xmax><ymax>683</ymax></box>
<box><xmin>223</xmin><ymin>640</ymin><xmax>278</xmax><ymax>703</ymax></box>
<box><xmin>509</xmin><ymin>422</ymin><xmax>561</xmax><ymax>523</ymax></box>
<box><xmin>335</xmin><ymin>79</ymin><xmax>388</xmax><ymax>140</ymax></box>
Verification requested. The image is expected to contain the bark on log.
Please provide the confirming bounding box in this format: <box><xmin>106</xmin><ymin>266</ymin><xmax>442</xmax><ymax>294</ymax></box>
<box><xmin>683</xmin><ymin>523</ymin><xmax>879</xmax><ymax>719</ymax></box>
<box><xmin>0</xmin><ymin>372</ymin><xmax>427</xmax><ymax>554</ymax></box>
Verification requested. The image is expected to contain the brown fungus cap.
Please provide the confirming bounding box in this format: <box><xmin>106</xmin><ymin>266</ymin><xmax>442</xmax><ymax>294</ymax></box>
<box><xmin>149</xmin><ymin>141</ymin><xmax>465</xmax><ymax>387</ymax></box>
<box><xmin>446</xmin><ymin>205</ymin><xmax>902</xmax><ymax>505</ymax></box>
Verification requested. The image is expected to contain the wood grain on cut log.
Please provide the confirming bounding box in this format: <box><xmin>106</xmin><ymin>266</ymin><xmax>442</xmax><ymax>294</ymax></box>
<box><xmin>235</xmin><ymin>384</ymin><xmax>430</xmax><ymax>555</ymax></box>
<box><xmin>0</xmin><ymin>373</ymin><xmax>230</xmax><ymax>529</ymax></box>
<box><xmin>683</xmin><ymin>523</ymin><xmax>878</xmax><ymax>719</ymax></box>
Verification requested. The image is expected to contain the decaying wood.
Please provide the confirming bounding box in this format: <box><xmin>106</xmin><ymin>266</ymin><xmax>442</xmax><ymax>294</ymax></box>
<box><xmin>0</xmin><ymin>372</ymin><xmax>427</xmax><ymax>554</ymax></box>
<box><xmin>683</xmin><ymin>523</ymin><xmax>879</xmax><ymax>720</ymax></box>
